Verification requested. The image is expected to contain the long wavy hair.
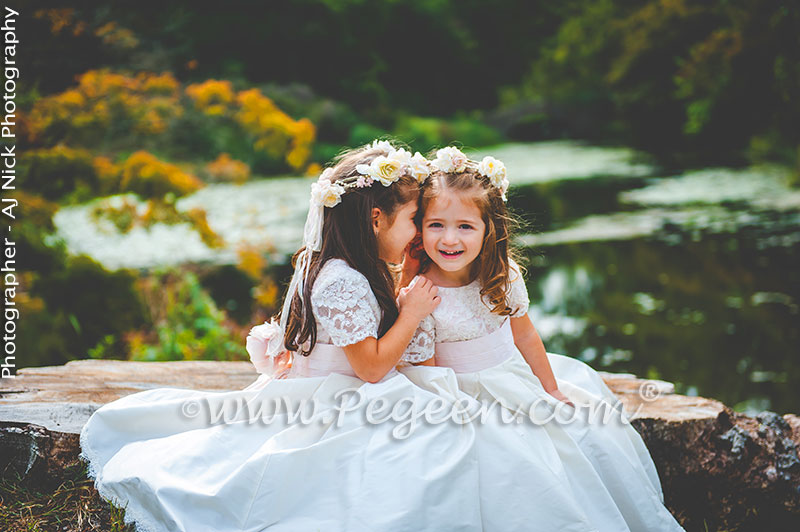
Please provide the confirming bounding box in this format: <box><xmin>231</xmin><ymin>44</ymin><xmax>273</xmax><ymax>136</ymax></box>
<box><xmin>417</xmin><ymin>168</ymin><xmax>525</xmax><ymax>316</ymax></box>
<box><xmin>283</xmin><ymin>143</ymin><xmax>420</xmax><ymax>356</ymax></box>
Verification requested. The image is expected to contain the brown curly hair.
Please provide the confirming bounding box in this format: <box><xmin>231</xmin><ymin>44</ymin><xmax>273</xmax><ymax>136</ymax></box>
<box><xmin>417</xmin><ymin>168</ymin><xmax>525</xmax><ymax>316</ymax></box>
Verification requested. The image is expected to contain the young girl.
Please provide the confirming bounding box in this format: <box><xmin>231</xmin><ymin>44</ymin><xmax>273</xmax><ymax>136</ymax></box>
<box><xmin>399</xmin><ymin>146</ymin><xmax>686</xmax><ymax>532</ymax></box>
<box><xmin>79</xmin><ymin>140</ymin><xmax>484</xmax><ymax>532</ymax></box>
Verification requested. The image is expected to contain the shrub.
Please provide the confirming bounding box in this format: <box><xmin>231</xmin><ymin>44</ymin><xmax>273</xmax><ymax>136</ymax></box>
<box><xmin>19</xmin><ymin>145</ymin><xmax>100</xmax><ymax>202</ymax></box>
<box><xmin>119</xmin><ymin>150</ymin><xmax>204</xmax><ymax>199</ymax></box>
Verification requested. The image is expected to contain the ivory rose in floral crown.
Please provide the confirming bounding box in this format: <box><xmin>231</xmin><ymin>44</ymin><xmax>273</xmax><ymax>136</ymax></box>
<box><xmin>430</xmin><ymin>146</ymin><xmax>510</xmax><ymax>201</ymax></box>
<box><xmin>310</xmin><ymin>140</ymin><xmax>432</xmax><ymax>210</ymax></box>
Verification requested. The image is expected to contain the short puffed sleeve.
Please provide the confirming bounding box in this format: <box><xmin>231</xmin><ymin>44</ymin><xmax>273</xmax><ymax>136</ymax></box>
<box><xmin>508</xmin><ymin>257</ymin><xmax>530</xmax><ymax>318</ymax></box>
<box><xmin>401</xmin><ymin>315</ymin><xmax>435</xmax><ymax>364</ymax></box>
<box><xmin>310</xmin><ymin>260</ymin><xmax>380</xmax><ymax>347</ymax></box>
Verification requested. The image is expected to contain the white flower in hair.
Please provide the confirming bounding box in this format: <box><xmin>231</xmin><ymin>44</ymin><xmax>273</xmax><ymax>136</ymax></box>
<box><xmin>408</xmin><ymin>152</ymin><xmax>431</xmax><ymax>183</ymax></box>
<box><xmin>431</xmin><ymin>146</ymin><xmax>468</xmax><ymax>173</ymax></box>
<box><xmin>362</xmin><ymin>154</ymin><xmax>404</xmax><ymax>186</ymax></box>
<box><xmin>370</xmin><ymin>139</ymin><xmax>395</xmax><ymax>153</ymax></box>
<box><xmin>310</xmin><ymin>177</ymin><xmax>345</xmax><ymax>208</ymax></box>
<box><xmin>388</xmin><ymin>147</ymin><xmax>412</xmax><ymax>168</ymax></box>
<box><xmin>478</xmin><ymin>156</ymin><xmax>507</xmax><ymax>189</ymax></box>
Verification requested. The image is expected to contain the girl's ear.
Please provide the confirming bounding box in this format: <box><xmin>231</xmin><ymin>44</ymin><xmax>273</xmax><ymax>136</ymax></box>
<box><xmin>371</xmin><ymin>207</ymin><xmax>382</xmax><ymax>235</ymax></box>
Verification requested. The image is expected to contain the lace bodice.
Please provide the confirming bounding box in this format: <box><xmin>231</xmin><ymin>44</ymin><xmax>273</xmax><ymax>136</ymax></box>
<box><xmin>402</xmin><ymin>259</ymin><xmax>530</xmax><ymax>361</ymax></box>
<box><xmin>310</xmin><ymin>258</ymin><xmax>433</xmax><ymax>363</ymax></box>
<box><xmin>311</xmin><ymin>259</ymin><xmax>381</xmax><ymax>347</ymax></box>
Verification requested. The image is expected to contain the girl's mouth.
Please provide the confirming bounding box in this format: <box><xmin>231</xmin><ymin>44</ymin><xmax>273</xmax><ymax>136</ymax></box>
<box><xmin>439</xmin><ymin>250</ymin><xmax>464</xmax><ymax>259</ymax></box>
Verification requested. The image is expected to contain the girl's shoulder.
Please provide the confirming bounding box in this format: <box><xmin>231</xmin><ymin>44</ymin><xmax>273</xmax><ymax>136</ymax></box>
<box><xmin>312</xmin><ymin>258</ymin><xmax>373</xmax><ymax>302</ymax></box>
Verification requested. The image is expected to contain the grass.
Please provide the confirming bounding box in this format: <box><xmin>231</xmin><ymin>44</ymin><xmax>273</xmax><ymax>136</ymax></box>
<box><xmin>0</xmin><ymin>462</ymin><xmax>134</xmax><ymax>532</ymax></box>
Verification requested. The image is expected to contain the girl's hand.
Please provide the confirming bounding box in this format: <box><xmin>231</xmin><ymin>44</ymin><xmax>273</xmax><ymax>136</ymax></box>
<box><xmin>398</xmin><ymin>276</ymin><xmax>440</xmax><ymax>322</ymax></box>
<box><xmin>547</xmin><ymin>388</ymin><xmax>575</xmax><ymax>407</ymax></box>
<box><xmin>398</xmin><ymin>232</ymin><xmax>424</xmax><ymax>291</ymax></box>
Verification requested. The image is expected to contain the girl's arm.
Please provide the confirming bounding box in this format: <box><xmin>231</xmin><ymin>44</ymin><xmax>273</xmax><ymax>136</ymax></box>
<box><xmin>416</xmin><ymin>355</ymin><xmax>436</xmax><ymax>366</ymax></box>
<box><xmin>343</xmin><ymin>277</ymin><xmax>440</xmax><ymax>383</ymax></box>
<box><xmin>510</xmin><ymin>315</ymin><xmax>557</xmax><ymax>391</ymax></box>
<box><xmin>510</xmin><ymin>314</ymin><xmax>574</xmax><ymax>406</ymax></box>
<box><xmin>505</xmin><ymin>257</ymin><xmax>573</xmax><ymax>406</ymax></box>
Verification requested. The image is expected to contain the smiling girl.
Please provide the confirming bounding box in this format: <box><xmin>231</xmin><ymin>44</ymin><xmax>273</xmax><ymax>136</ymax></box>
<box><xmin>399</xmin><ymin>146</ymin><xmax>686</xmax><ymax>532</ymax></box>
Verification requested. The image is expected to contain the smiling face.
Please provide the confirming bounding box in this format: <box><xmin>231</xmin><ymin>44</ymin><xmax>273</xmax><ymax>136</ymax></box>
<box><xmin>376</xmin><ymin>199</ymin><xmax>419</xmax><ymax>264</ymax></box>
<box><xmin>421</xmin><ymin>188</ymin><xmax>486</xmax><ymax>285</ymax></box>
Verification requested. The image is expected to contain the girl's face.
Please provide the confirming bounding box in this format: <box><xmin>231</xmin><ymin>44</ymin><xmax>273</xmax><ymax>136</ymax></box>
<box><xmin>421</xmin><ymin>189</ymin><xmax>486</xmax><ymax>285</ymax></box>
<box><xmin>375</xmin><ymin>200</ymin><xmax>419</xmax><ymax>264</ymax></box>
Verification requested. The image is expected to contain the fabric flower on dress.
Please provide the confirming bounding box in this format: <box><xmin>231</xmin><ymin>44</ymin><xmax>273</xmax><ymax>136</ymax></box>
<box><xmin>246</xmin><ymin>319</ymin><xmax>287</xmax><ymax>374</ymax></box>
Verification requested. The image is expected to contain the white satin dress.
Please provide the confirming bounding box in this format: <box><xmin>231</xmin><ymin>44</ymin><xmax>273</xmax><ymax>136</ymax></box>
<box><xmin>398</xmin><ymin>259</ymin><xmax>686</xmax><ymax>532</ymax></box>
<box><xmin>79</xmin><ymin>258</ymin><xmax>483</xmax><ymax>532</ymax></box>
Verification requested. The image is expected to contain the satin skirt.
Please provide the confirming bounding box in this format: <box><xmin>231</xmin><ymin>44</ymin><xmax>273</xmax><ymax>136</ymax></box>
<box><xmin>80</xmin><ymin>356</ymin><xmax>483</xmax><ymax>531</ymax></box>
<box><xmin>399</xmin><ymin>319</ymin><xmax>686</xmax><ymax>532</ymax></box>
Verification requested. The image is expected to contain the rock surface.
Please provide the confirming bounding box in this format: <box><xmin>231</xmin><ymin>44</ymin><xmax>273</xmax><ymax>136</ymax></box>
<box><xmin>2</xmin><ymin>360</ymin><xmax>799</xmax><ymax>531</ymax></box>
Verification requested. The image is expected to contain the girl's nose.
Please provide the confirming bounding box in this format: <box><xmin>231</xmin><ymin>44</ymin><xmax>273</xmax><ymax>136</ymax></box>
<box><xmin>442</xmin><ymin>229</ymin><xmax>459</xmax><ymax>245</ymax></box>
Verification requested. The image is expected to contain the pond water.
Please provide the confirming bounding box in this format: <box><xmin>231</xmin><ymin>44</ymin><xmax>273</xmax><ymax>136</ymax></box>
<box><xmin>53</xmin><ymin>141</ymin><xmax>800</xmax><ymax>415</ymax></box>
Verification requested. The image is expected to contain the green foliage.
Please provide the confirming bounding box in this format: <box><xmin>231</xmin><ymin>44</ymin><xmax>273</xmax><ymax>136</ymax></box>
<box><xmin>17</xmin><ymin>210</ymin><xmax>148</xmax><ymax>368</ymax></box>
<box><xmin>516</xmin><ymin>0</ymin><xmax>800</xmax><ymax>168</ymax></box>
<box><xmin>393</xmin><ymin>114</ymin><xmax>503</xmax><ymax>154</ymax></box>
<box><xmin>128</xmin><ymin>269</ymin><xmax>243</xmax><ymax>362</ymax></box>
<box><xmin>19</xmin><ymin>145</ymin><xmax>100</xmax><ymax>203</ymax></box>
<box><xmin>348</xmin><ymin>122</ymin><xmax>391</xmax><ymax>148</ymax></box>
<box><xmin>29</xmin><ymin>254</ymin><xmax>148</xmax><ymax>365</ymax></box>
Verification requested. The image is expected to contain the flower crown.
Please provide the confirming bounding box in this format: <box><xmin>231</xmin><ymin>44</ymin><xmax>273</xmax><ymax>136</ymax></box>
<box><xmin>430</xmin><ymin>146</ymin><xmax>510</xmax><ymax>201</ymax></box>
<box><xmin>311</xmin><ymin>140</ymin><xmax>432</xmax><ymax>209</ymax></box>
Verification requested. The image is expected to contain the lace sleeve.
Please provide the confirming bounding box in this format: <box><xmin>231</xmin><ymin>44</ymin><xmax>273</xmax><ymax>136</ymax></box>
<box><xmin>311</xmin><ymin>262</ymin><xmax>380</xmax><ymax>347</ymax></box>
<box><xmin>401</xmin><ymin>315</ymin><xmax>435</xmax><ymax>364</ymax></box>
<box><xmin>508</xmin><ymin>257</ymin><xmax>530</xmax><ymax>318</ymax></box>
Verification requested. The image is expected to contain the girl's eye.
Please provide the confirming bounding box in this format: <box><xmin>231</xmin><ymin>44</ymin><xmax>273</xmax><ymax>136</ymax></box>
<box><xmin>459</xmin><ymin>224</ymin><xmax>474</xmax><ymax>230</ymax></box>
<box><xmin>428</xmin><ymin>222</ymin><xmax>443</xmax><ymax>228</ymax></box>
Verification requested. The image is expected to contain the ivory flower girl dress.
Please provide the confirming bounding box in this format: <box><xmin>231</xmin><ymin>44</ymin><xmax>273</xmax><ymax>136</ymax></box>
<box><xmin>399</xmin><ymin>260</ymin><xmax>686</xmax><ymax>532</ymax></box>
<box><xmin>79</xmin><ymin>258</ymin><xmax>483</xmax><ymax>532</ymax></box>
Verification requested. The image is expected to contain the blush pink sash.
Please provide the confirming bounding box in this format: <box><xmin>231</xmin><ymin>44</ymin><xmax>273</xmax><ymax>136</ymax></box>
<box><xmin>435</xmin><ymin>318</ymin><xmax>515</xmax><ymax>373</ymax></box>
<box><xmin>288</xmin><ymin>343</ymin><xmax>359</xmax><ymax>378</ymax></box>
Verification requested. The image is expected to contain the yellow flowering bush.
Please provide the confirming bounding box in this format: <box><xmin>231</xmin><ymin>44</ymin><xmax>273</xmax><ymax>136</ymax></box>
<box><xmin>93</xmin><ymin>155</ymin><xmax>122</xmax><ymax>195</ymax></box>
<box><xmin>94</xmin><ymin>21</ymin><xmax>139</xmax><ymax>50</ymax></box>
<box><xmin>20</xmin><ymin>144</ymin><xmax>99</xmax><ymax>202</ymax></box>
<box><xmin>186</xmin><ymin>80</ymin><xmax>236</xmax><ymax>117</ymax></box>
<box><xmin>28</xmin><ymin>69</ymin><xmax>317</xmax><ymax>177</ymax></box>
<box><xmin>34</xmin><ymin>8</ymin><xmax>86</xmax><ymax>36</ymax></box>
<box><xmin>120</xmin><ymin>151</ymin><xmax>204</xmax><ymax>199</ymax></box>
<box><xmin>234</xmin><ymin>88</ymin><xmax>316</xmax><ymax>171</ymax></box>
<box><xmin>204</xmin><ymin>153</ymin><xmax>251</xmax><ymax>184</ymax></box>
<box><xmin>28</xmin><ymin>69</ymin><xmax>183</xmax><ymax>144</ymax></box>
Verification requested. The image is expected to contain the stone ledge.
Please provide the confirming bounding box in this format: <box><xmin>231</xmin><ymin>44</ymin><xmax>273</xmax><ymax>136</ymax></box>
<box><xmin>2</xmin><ymin>360</ymin><xmax>799</xmax><ymax>530</ymax></box>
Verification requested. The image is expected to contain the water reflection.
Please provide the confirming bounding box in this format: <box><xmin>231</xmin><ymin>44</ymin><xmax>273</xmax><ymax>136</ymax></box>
<box><xmin>519</xmin><ymin>221</ymin><xmax>799</xmax><ymax>416</ymax></box>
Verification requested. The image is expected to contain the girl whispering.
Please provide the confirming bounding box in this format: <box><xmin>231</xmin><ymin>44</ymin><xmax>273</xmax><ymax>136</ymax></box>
<box><xmin>399</xmin><ymin>146</ymin><xmax>686</xmax><ymax>532</ymax></box>
<box><xmin>79</xmin><ymin>140</ymin><xmax>482</xmax><ymax>532</ymax></box>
